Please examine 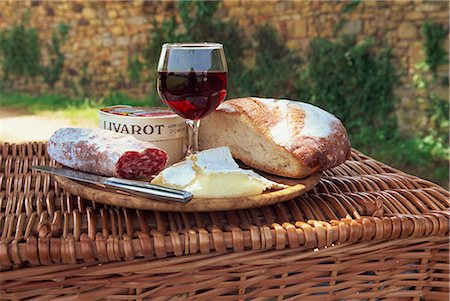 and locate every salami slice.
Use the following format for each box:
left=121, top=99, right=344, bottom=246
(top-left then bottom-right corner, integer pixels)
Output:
left=47, top=128, right=168, bottom=179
